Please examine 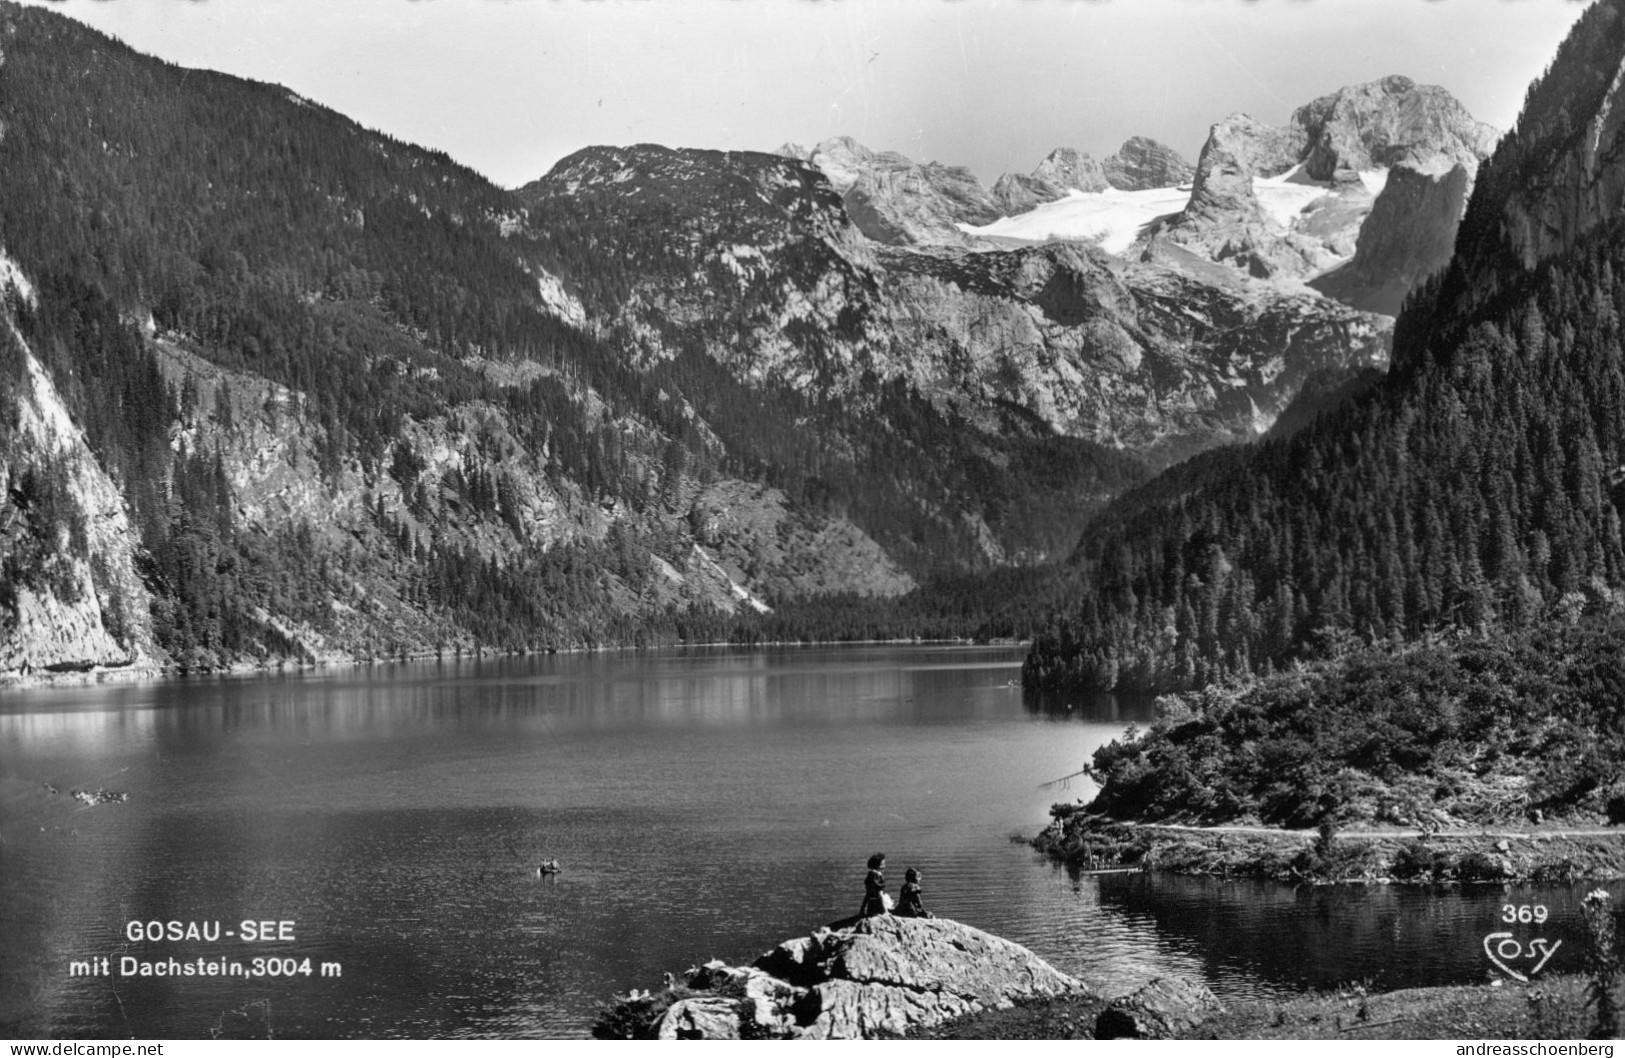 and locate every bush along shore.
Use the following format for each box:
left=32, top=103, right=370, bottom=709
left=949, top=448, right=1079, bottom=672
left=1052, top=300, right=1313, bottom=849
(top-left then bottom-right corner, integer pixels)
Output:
left=1033, top=618, right=1625, bottom=884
